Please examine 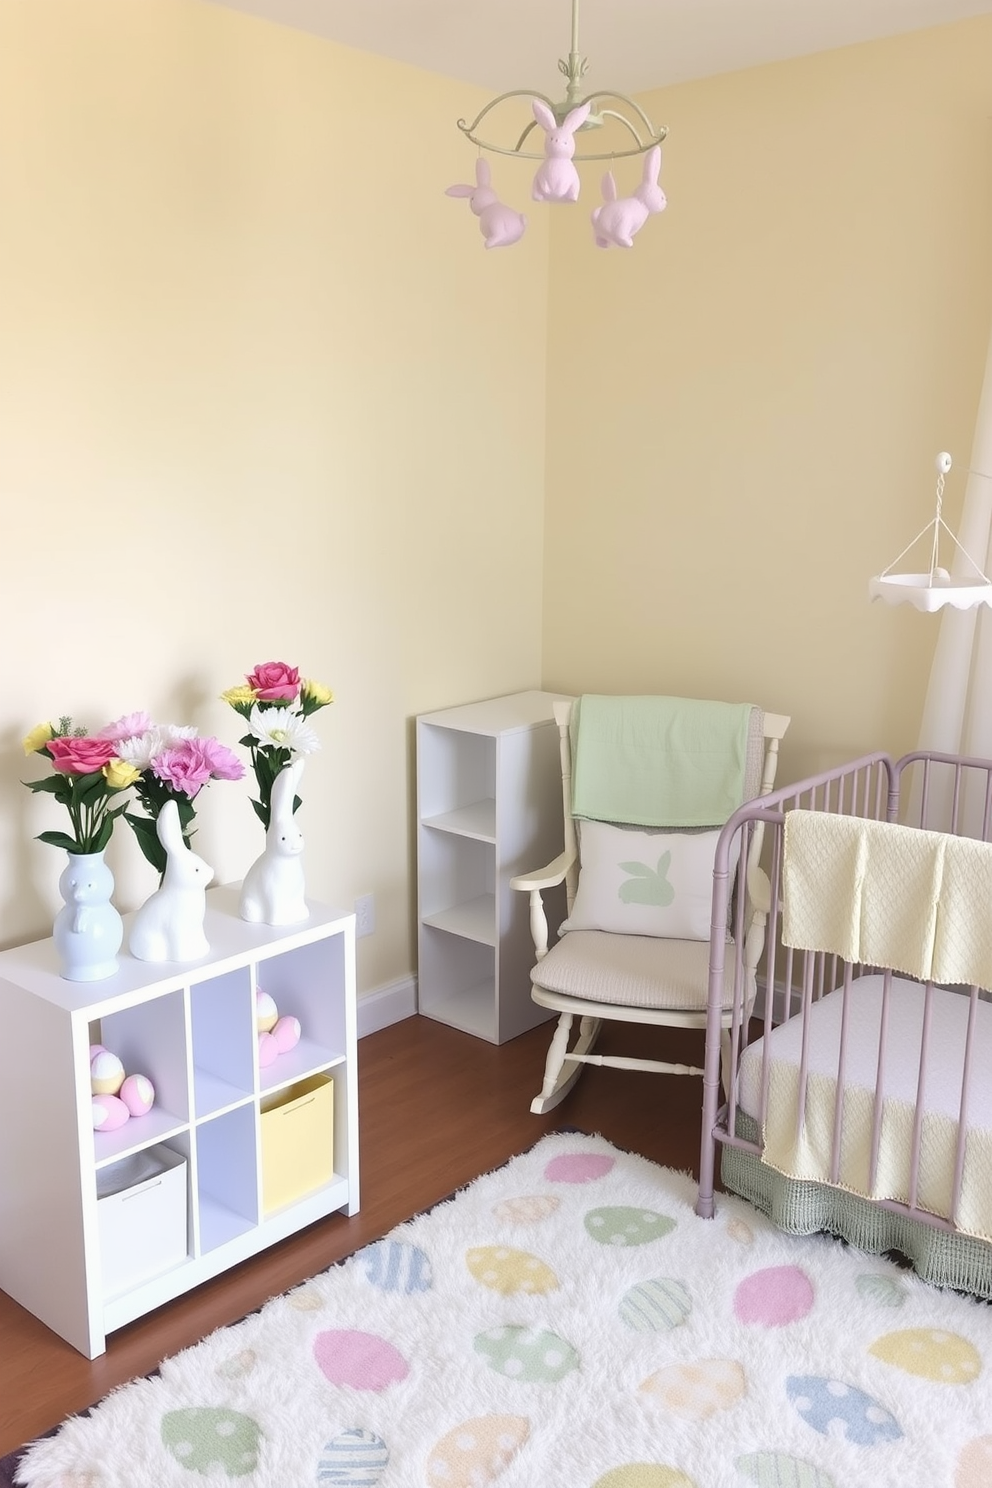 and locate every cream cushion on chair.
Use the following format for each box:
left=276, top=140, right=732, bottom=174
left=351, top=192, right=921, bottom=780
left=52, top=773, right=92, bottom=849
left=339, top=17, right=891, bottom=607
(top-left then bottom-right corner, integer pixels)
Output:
left=531, top=930, right=740, bottom=1010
